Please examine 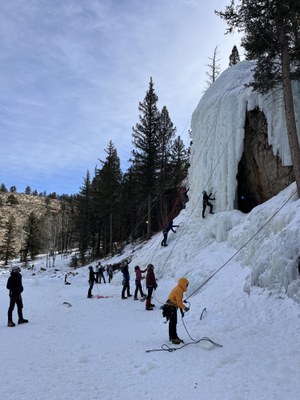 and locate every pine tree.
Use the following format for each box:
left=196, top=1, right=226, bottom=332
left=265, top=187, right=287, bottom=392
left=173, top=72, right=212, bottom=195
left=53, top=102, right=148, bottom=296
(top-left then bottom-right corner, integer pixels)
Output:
left=20, top=212, right=41, bottom=262
left=170, top=135, right=189, bottom=188
left=76, top=171, right=92, bottom=264
left=206, top=46, right=221, bottom=87
left=157, top=105, right=176, bottom=223
left=6, top=194, right=19, bottom=206
left=0, top=183, right=8, bottom=193
left=0, top=215, right=17, bottom=265
left=229, top=45, right=240, bottom=66
left=92, top=141, right=122, bottom=256
left=132, top=77, right=161, bottom=238
left=216, top=0, right=300, bottom=196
